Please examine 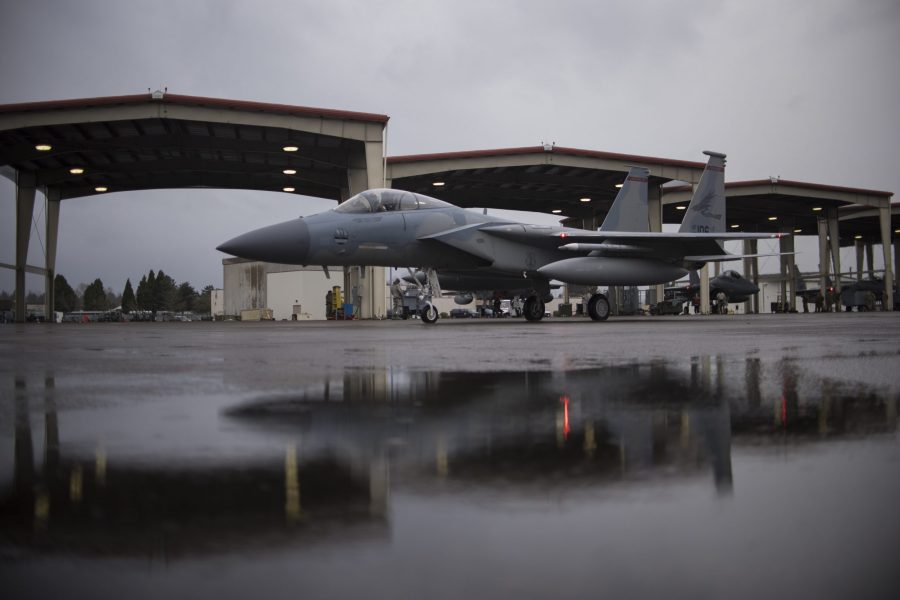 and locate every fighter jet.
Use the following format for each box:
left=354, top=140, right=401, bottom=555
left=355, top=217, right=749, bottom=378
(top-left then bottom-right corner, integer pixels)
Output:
left=218, top=151, right=781, bottom=324
left=668, top=269, right=760, bottom=305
